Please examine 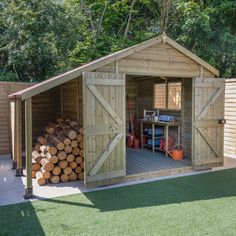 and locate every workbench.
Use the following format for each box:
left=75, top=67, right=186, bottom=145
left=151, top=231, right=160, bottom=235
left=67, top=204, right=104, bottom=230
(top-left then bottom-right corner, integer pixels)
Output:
left=140, top=119, right=181, bottom=157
